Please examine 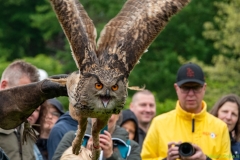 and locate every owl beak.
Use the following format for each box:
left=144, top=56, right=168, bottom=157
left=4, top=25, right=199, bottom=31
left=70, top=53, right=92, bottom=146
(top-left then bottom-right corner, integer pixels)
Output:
left=101, top=97, right=110, bottom=108
left=102, top=101, right=109, bottom=108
